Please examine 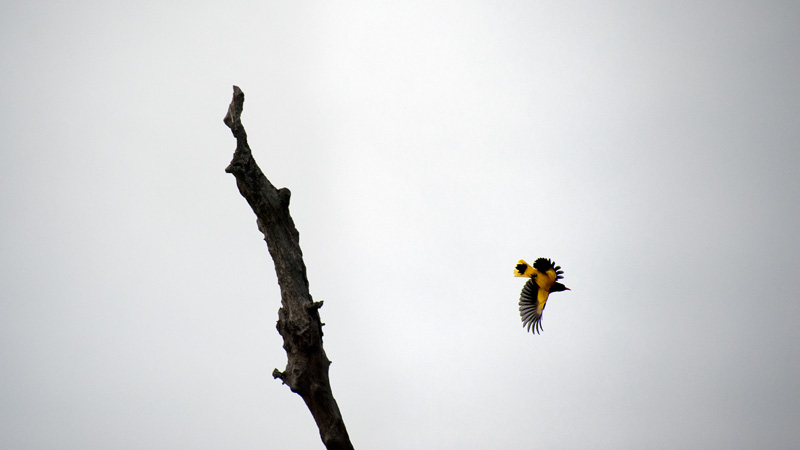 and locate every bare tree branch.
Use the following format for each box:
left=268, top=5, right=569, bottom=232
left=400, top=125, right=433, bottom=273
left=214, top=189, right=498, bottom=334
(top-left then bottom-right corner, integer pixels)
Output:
left=223, top=86, right=354, bottom=450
